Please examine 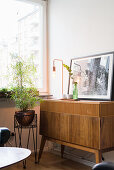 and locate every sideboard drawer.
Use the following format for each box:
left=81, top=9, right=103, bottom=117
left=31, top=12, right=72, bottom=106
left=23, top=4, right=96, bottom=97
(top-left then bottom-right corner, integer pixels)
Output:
left=69, top=114, right=100, bottom=149
left=40, top=111, right=100, bottom=149
left=40, top=111, right=60, bottom=140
